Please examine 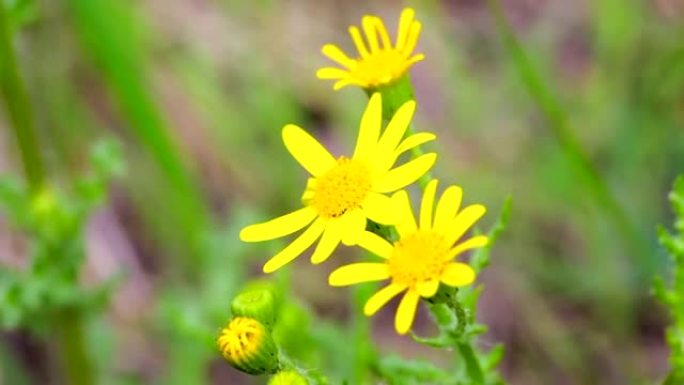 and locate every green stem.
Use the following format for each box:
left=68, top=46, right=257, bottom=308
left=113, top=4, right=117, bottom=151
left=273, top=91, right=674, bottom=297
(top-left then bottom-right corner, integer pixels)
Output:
left=55, top=309, right=95, bottom=385
left=486, top=0, right=652, bottom=278
left=0, top=2, right=44, bottom=192
left=278, top=351, right=329, bottom=385
left=456, top=342, right=485, bottom=384
left=451, top=299, right=485, bottom=384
